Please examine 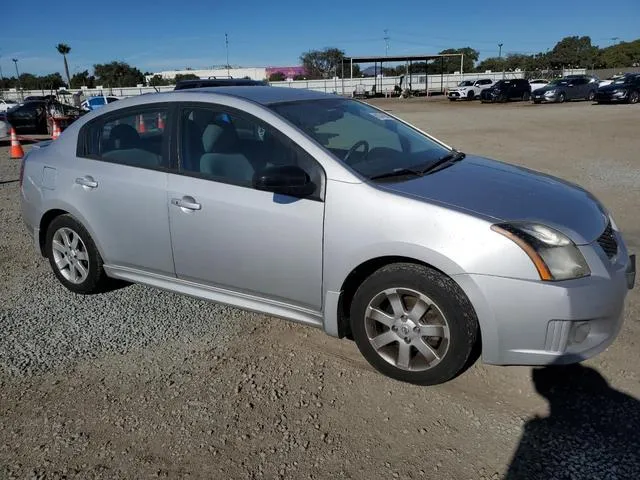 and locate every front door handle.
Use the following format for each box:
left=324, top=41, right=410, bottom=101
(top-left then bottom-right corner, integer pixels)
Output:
left=171, top=196, right=201, bottom=211
left=75, top=176, right=98, bottom=189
